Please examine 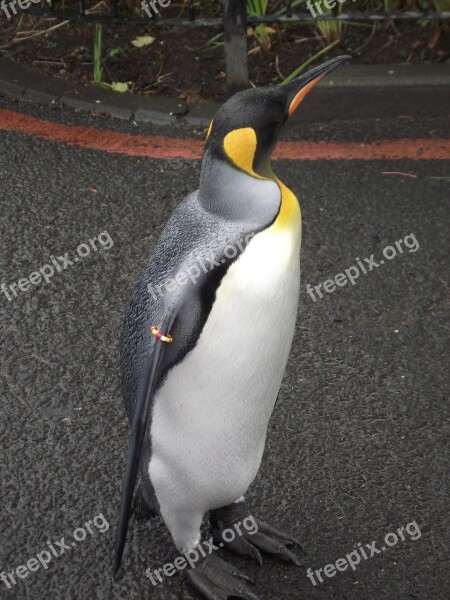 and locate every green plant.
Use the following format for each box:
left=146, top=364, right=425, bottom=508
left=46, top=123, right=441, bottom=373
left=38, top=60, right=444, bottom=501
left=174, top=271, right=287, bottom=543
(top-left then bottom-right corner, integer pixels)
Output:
left=276, top=0, right=342, bottom=46
left=430, top=0, right=449, bottom=8
left=200, top=33, right=224, bottom=51
left=109, top=46, right=126, bottom=58
left=281, top=39, right=340, bottom=84
left=93, top=24, right=103, bottom=86
left=275, top=0, right=307, bottom=14
left=247, top=0, right=269, bottom=18
left=247, top=0, right=273, bottom=50
left=315, top=2, right=343, bottom=45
